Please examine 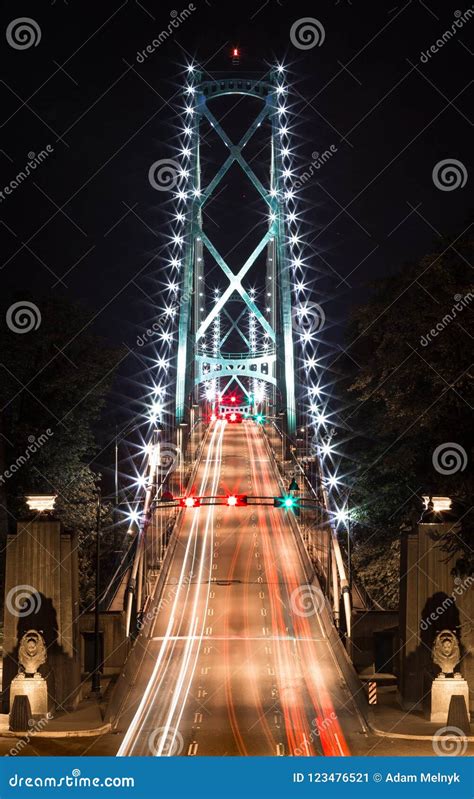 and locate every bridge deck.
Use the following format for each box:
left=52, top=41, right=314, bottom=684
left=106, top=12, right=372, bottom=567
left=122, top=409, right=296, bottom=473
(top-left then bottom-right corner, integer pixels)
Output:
left=116, top=421, right=364, bottom=756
